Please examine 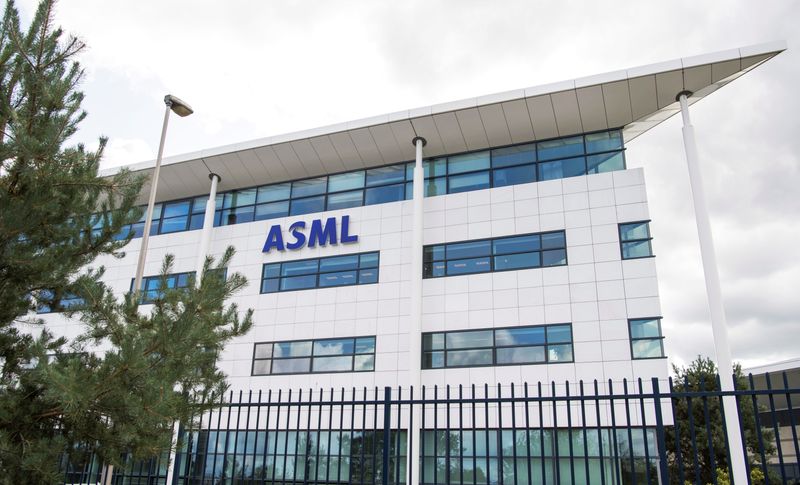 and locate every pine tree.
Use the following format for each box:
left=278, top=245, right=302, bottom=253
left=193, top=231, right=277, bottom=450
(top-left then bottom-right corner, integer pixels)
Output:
left=0, top=1, right=253, bottom=483
left=665, top=356, right=776, bottom=485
